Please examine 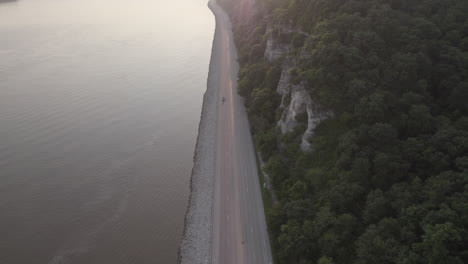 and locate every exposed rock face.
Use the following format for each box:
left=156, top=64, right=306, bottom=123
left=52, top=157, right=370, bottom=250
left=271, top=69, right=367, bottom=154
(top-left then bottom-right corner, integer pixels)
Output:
left=278, top=82, right=310, bottom=133
left=276, top=64, right=292, bottom=115
left=262, top=21, right=331, bottom=151
left=276, top=57, right=294, bottom=101
left=276, top=58, right=331, bottom=151
left=301, top=99, right=331, bottom=151
left=264, top=35, right=290, bottom=61
left=264, top=25, right=291, bottom=61
left=263, top=22, right=309, bottom=61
